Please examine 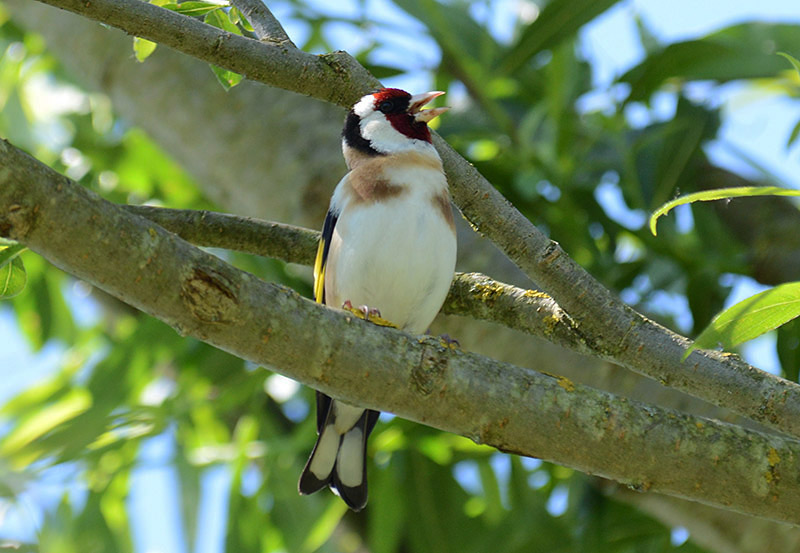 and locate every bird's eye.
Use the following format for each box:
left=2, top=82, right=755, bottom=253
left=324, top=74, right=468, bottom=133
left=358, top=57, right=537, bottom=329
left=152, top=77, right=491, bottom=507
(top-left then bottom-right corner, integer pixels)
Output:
left=378, top=100, right=395, bottom=114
